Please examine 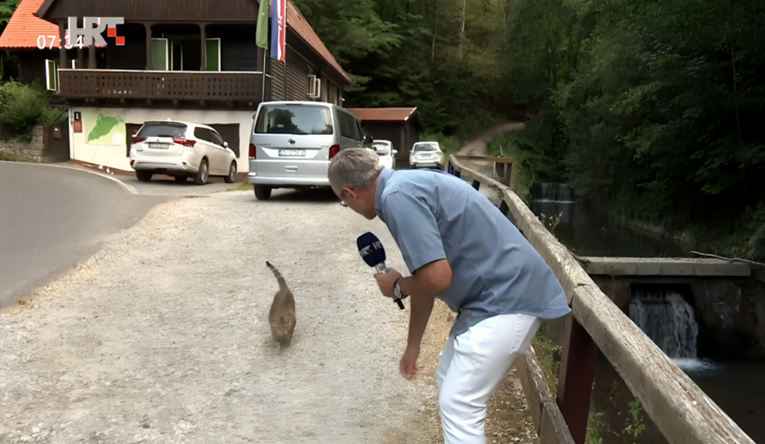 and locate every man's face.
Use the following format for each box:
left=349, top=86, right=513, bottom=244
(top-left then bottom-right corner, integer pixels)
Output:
left=341, top=186, right=377, bottom=220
